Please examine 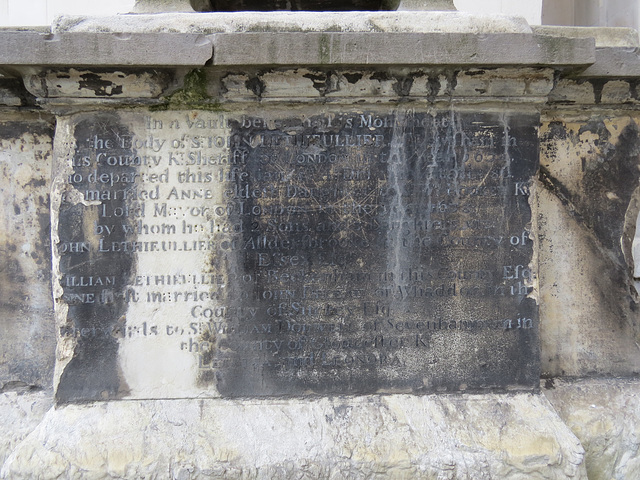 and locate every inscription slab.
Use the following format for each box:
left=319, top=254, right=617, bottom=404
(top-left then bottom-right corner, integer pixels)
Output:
left=53, top=108, right=538, bottom=402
